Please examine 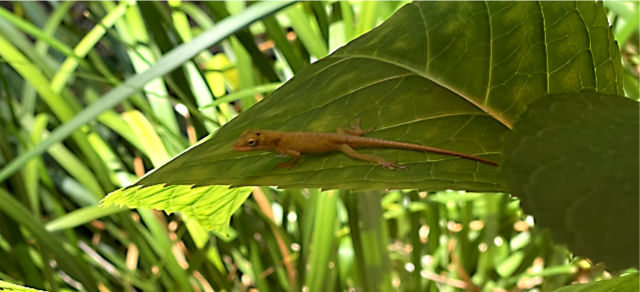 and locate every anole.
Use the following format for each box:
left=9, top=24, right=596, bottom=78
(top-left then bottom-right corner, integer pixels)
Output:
left=232, top=119, right=498, bottom=169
